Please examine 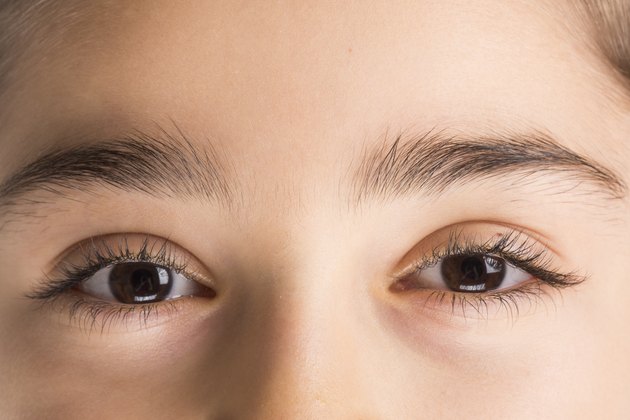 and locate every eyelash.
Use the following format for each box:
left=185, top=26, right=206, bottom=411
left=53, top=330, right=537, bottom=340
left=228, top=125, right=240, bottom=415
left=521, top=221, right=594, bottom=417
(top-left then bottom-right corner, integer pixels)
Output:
left=28, top=229, right=585, bottom=332
left=393, top=229, right=585, bottom=319
left=27, top=236, right=200, bottom=333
